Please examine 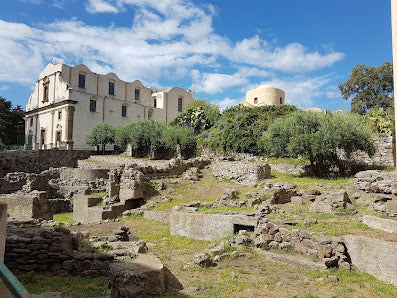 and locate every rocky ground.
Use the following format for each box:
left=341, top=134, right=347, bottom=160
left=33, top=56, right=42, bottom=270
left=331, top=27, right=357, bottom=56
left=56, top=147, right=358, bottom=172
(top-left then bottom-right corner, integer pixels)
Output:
left=21, top=156, right=396, bottom=298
